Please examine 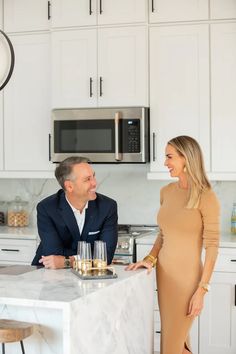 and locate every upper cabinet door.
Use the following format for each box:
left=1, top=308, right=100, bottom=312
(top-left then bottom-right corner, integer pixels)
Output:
left=4, top=33, right=52, bottom=171
left=98, top=0, right=147, bottom=25
left=149, top=25, right=210, bottom=174
left=98, top=26, right=148, bottom=107
left=210, top=0, right=236, bottom=19
left=211, top=23, right=236, bottom=173
left=4, top=0, right=50, bottom=32
left=51, top=29, right=97, bottom=108
left=51, top=0, right=97, bottom=28
left=149, top=0, right=208, bottom=23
